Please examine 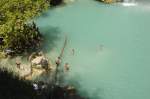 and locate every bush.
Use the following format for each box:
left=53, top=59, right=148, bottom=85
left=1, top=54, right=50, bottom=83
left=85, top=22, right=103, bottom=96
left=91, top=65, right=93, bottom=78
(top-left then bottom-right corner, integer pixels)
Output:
left=2, top=22, right=43, bottom=54
left=0, top=0, right=49, bottom=55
